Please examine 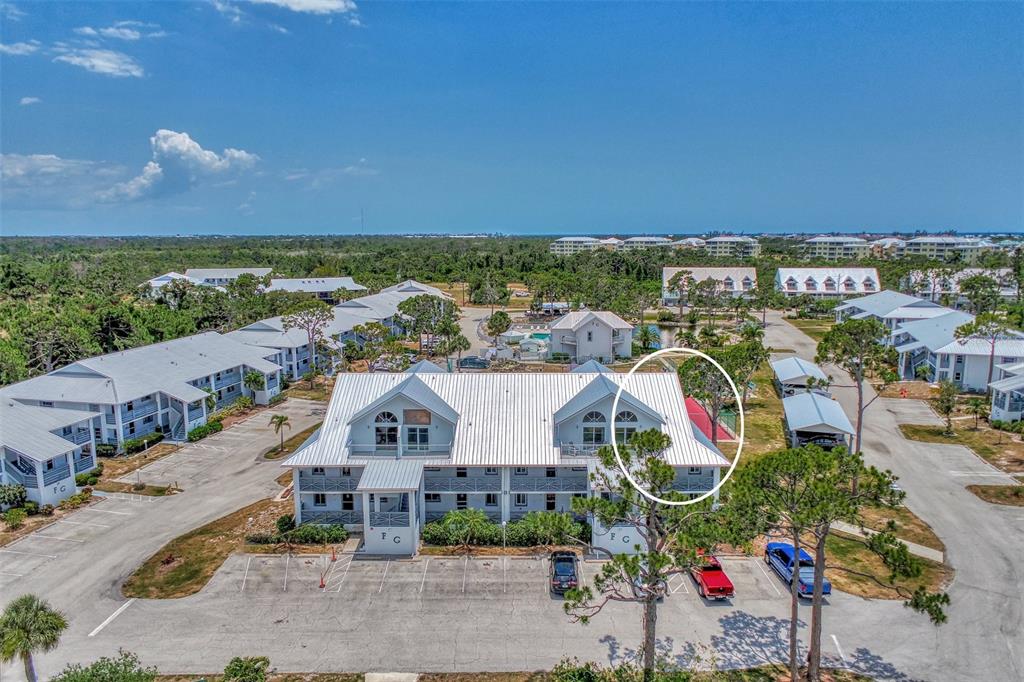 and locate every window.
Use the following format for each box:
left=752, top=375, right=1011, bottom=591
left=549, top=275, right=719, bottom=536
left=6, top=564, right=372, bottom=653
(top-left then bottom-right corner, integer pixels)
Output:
left=571, top=466, right=587, bottom=472
left=341, top=494, right=354, bottom=511
left=546, top=494, right=557, bottom=511
left=406, top=427, right=429, bottom=450
left=45, top=459, right=55, bottom=471
left=374, top=411, right=398, bottom=448
left=615, top=410, right=638, bottom=444
left=456, top=467, right=467, bottom=478
left=313, top=493, right=326, bottom=507
left=341, top=467, right=351, bottom=477
left=804, top=277, right=817, bottom=291
left=425, top=493, right=441, bottom=503
left=583, top=411, right=606, bottom=445
left=688, top=467, right=702, bottom=475
left=484, top=467, right=499, bottom=476
left=586, top=331, right=593, bottom=342
left=514, top=467, right=528, bottom=476
left=456, top=494, right=468, bottom=509
left=312, top=467, right=325, bottom=476
left=485, top=493, right=498, bottom=507
left=514, top=493, right=527, bottom=507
